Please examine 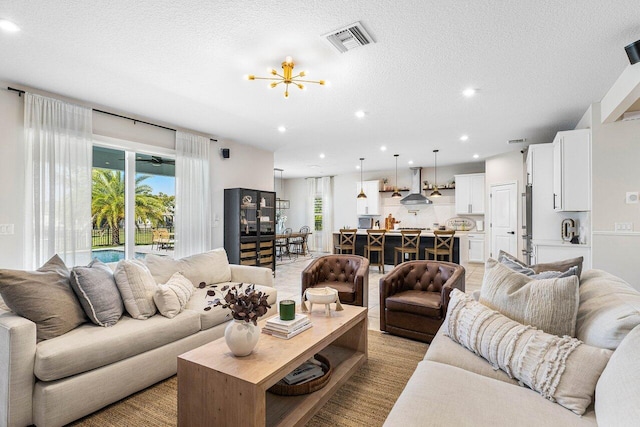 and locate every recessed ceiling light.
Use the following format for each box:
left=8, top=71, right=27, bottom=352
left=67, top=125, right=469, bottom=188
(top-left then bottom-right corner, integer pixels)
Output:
left=356, top=165, right=361, bottom=169
left=0, top=19, right=20, bottom=33
left=460, top=135, right=469, bottom=141
left=380, top=146, right=387, bottom=151
left=277, top=126, right=286, bottom=132
left=462, top=88, right=476, bottom=97
left=355, top=110, right=366, bottom=118
left=408, top=160, right=414, bottom=165
left=319, top=153, right=325, bottom=159
left=473, top=154, right=479, bottom=159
